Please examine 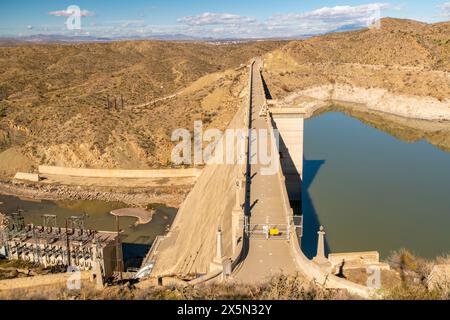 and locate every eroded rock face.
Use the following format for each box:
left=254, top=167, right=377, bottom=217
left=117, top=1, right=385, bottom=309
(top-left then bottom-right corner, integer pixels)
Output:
left=281, top=84, right=450, bottom=121
left=272, top=87, right=450, bottom=152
